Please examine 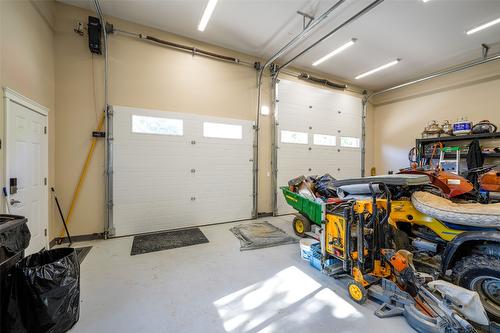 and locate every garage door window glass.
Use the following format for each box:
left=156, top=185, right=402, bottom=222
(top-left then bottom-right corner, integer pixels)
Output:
left=203, top=122, right=242, bottom=139
left=132, top=115, right=183, bottom=136
left=340, top=136, right=360, bottom=148
left=313, top=134, right=336, bottom=146
left=281, top=130, right=308, bottom=144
